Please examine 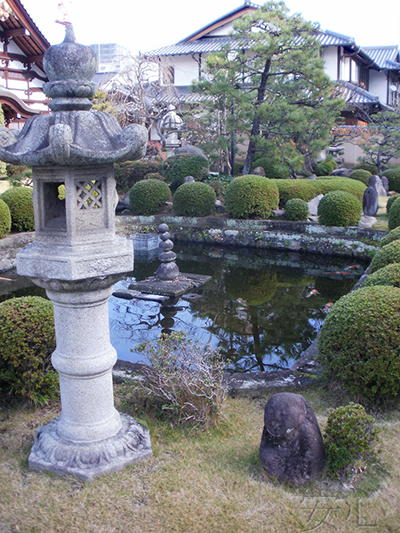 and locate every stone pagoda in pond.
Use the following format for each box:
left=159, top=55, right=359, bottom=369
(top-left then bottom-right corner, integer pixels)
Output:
left=0, top=24, right=152, bottom=479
